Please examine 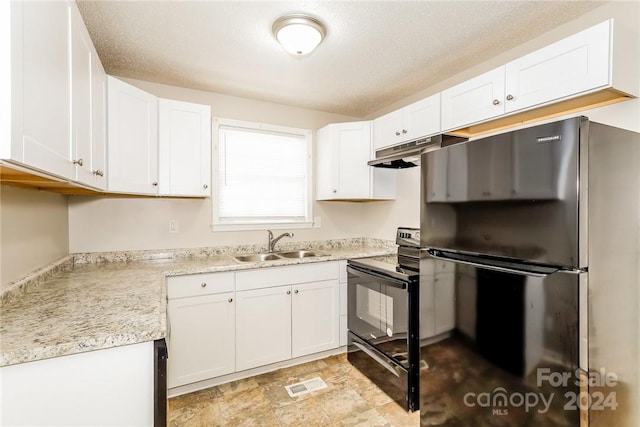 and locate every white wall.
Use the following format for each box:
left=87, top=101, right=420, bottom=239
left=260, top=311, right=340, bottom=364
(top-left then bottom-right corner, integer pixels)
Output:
left=362, top=0, right=640, bottom=240
left=0, top=186, right=69, bottom=288
left=68, top=81, right=372, bottom=252
left=68, top=1, right=639, bottom=251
